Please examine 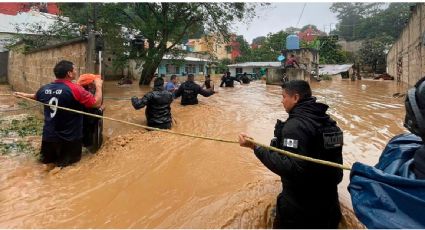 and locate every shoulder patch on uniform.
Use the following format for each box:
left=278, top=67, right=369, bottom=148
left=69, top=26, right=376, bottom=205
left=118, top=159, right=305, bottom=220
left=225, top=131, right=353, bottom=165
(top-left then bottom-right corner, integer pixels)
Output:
left=283, top=138, right=298, bottom=149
